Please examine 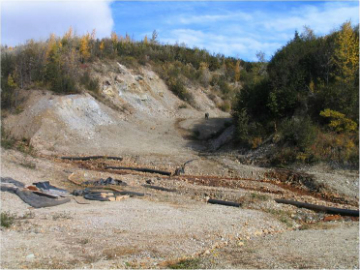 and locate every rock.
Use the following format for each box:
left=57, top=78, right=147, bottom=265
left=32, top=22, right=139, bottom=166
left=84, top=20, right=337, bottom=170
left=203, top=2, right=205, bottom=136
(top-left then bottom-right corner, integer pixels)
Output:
left=237, top=241, right=245, bottom=246
left=253, top=230, right=263, bottom=236
left=26, top=254, right=35, bottom=261
left=114, top=75, right=123, bottom=83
